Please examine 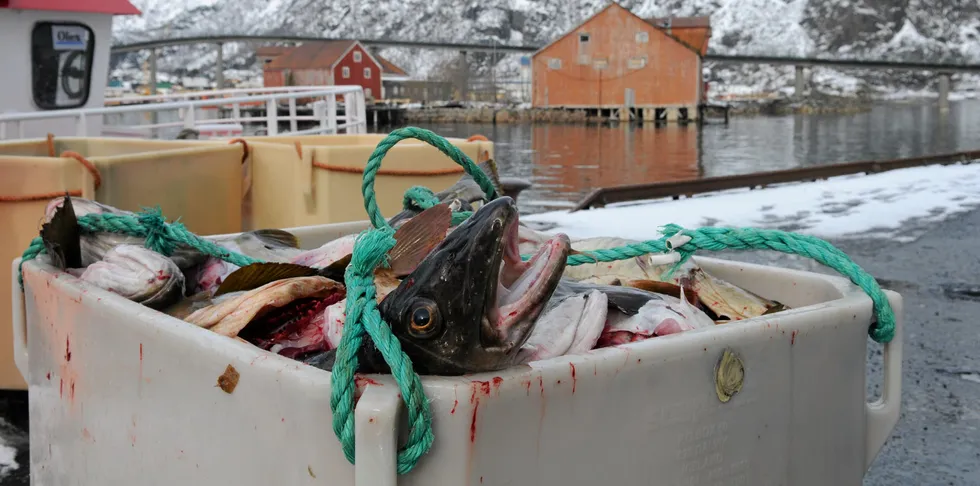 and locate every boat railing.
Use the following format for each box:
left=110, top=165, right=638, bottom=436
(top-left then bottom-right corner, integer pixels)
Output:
left=0, top=85, right=368, bottom=140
